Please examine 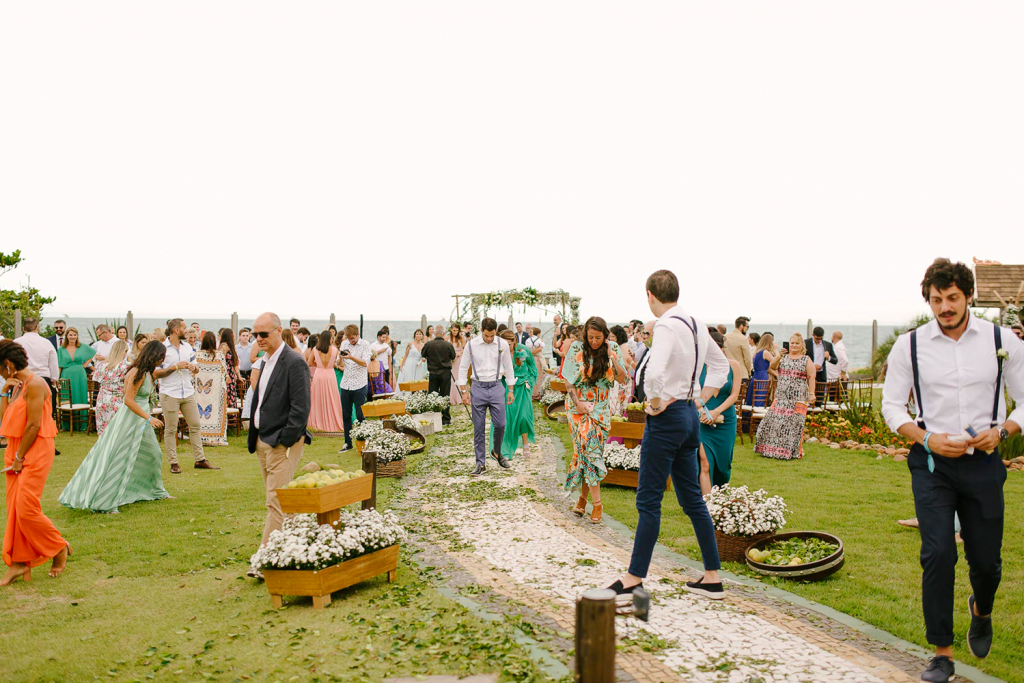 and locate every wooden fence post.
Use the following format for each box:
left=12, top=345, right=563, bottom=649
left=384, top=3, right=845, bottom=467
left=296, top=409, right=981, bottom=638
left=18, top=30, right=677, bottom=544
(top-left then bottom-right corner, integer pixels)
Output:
left=330, top=313, right=336, bottom=328
left=13, top=309, right=22, bottom=339
left=126, top=311, right=134, bottom=336
left=806, top=319, right=812, bottom=338
left=361, top=449, right=377, bottom=511
left=231, top=312, right=239, bottom=339
left=575, top=588, right=616, bottom=683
